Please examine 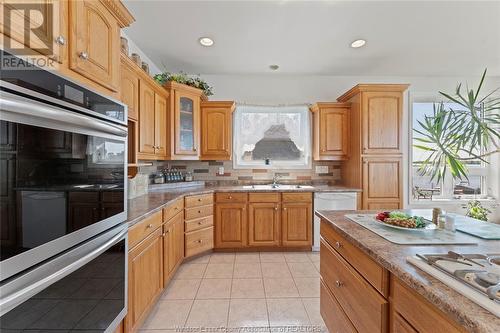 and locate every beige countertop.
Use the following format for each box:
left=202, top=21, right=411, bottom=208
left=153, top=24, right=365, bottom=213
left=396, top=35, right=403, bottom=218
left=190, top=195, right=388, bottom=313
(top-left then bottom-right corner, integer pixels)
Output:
left=127, top=184, right=360, bottom=227
left=316, top=210, right=500, bottom=333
